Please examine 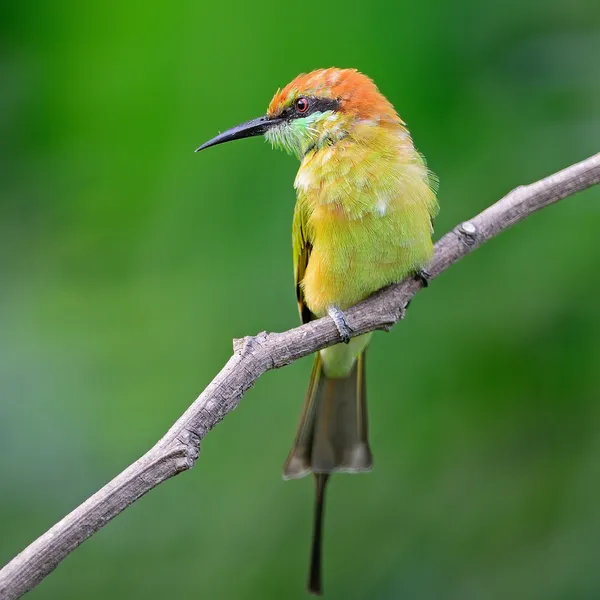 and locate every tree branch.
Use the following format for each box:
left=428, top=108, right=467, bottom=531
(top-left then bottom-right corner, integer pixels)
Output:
left=1, top=152, right=599, bottom=600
